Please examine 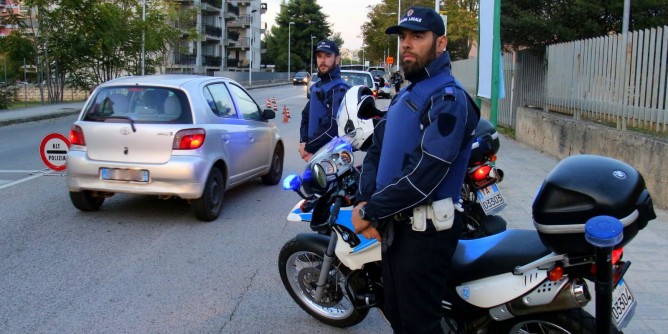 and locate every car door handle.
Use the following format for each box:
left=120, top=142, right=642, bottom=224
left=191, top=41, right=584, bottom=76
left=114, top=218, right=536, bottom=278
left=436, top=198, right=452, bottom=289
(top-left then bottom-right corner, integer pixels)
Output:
left=222, top=134, right=231, bottom=144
